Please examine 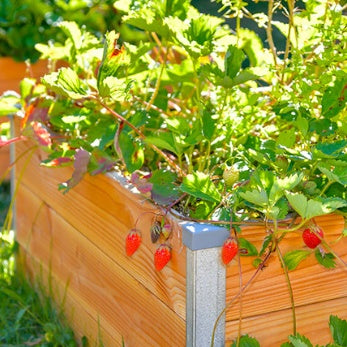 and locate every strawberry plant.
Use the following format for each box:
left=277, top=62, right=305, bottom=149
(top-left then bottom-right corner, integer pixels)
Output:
left=0, top=0, right=346, bottom=344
